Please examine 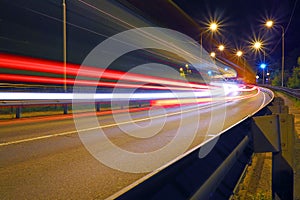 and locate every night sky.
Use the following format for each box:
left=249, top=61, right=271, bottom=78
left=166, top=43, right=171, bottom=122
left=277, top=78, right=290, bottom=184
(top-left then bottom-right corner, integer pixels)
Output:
left=0, top=0, right=299, bottom=76
left=174, top=0, right=300, bottom=71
